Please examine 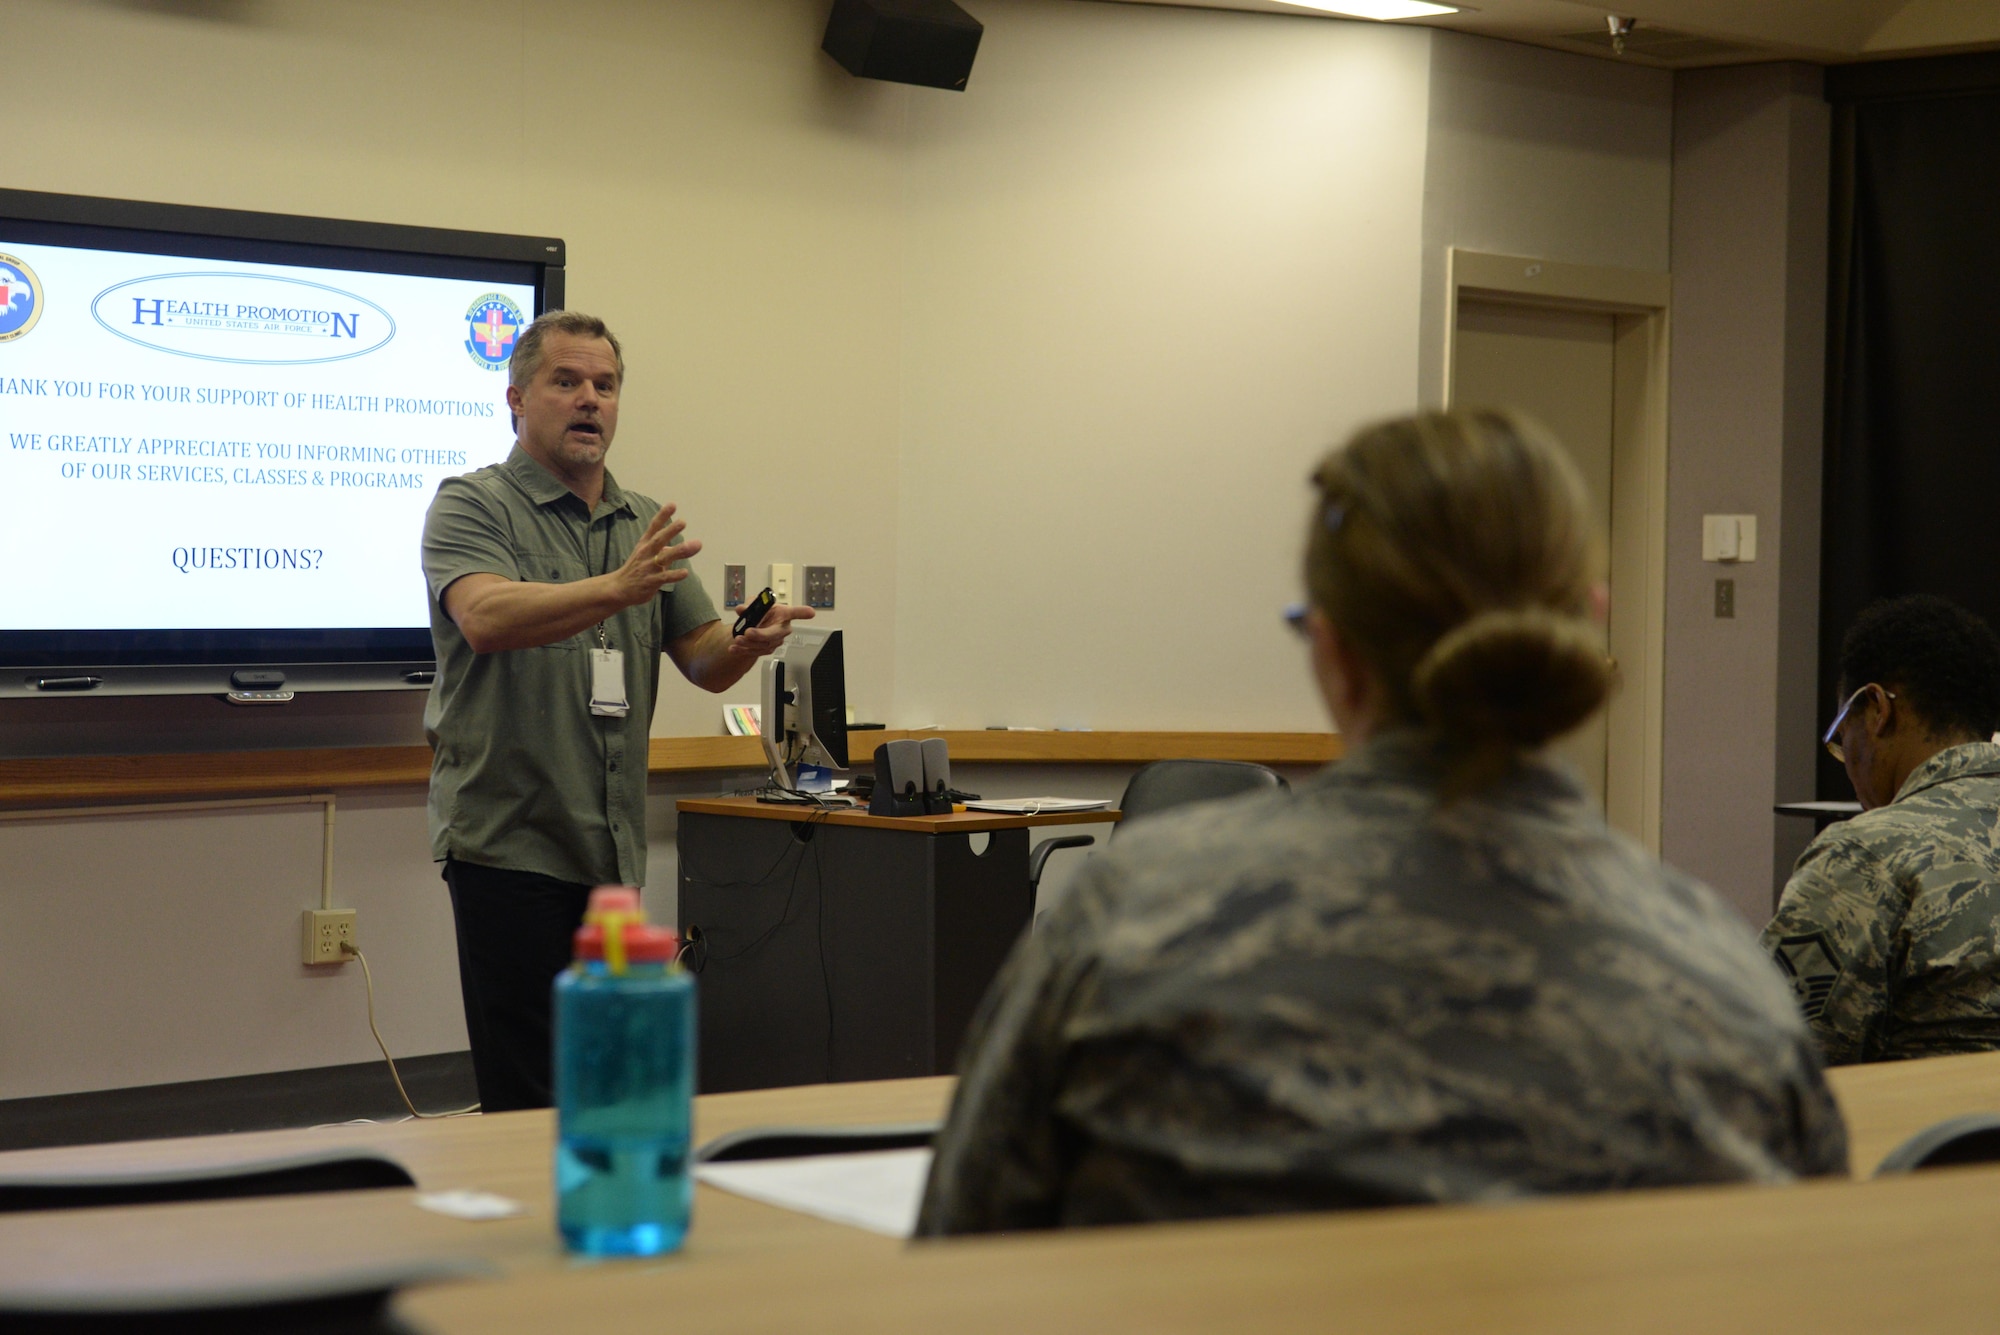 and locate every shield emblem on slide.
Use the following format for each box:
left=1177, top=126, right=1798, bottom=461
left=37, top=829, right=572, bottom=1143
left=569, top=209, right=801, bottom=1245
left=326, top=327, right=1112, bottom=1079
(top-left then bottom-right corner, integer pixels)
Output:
left=0, top=253, right=44, bottom=343
left=465, top=294, right=525, bottom=371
